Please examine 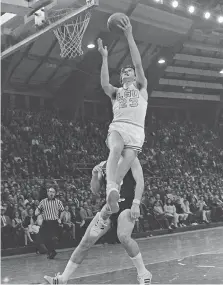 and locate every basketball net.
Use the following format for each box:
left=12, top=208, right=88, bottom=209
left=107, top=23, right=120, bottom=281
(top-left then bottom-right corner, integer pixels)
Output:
left=48, top=8, right=91, bottom=58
